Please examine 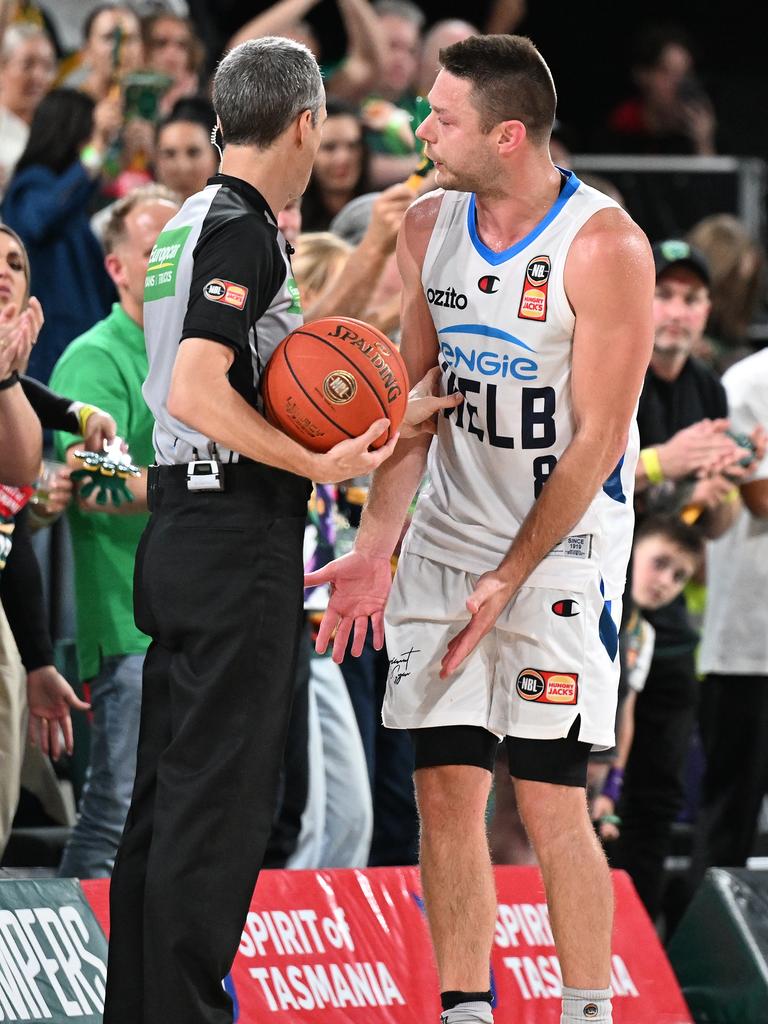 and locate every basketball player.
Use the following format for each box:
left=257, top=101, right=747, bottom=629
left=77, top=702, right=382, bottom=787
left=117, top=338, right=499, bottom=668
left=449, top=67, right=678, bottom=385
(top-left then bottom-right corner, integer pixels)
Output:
left=306, top=35, right=655, bottom=1024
